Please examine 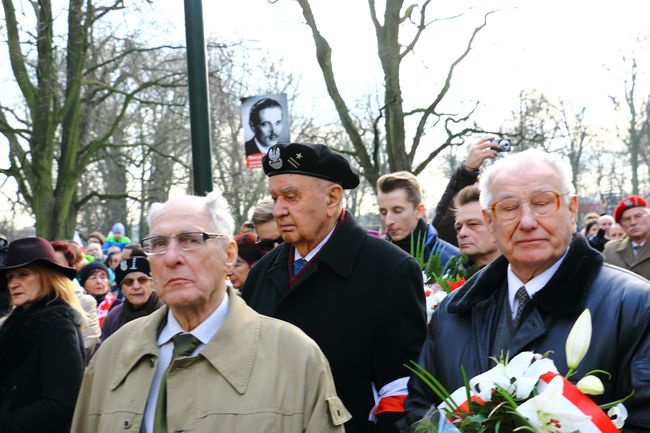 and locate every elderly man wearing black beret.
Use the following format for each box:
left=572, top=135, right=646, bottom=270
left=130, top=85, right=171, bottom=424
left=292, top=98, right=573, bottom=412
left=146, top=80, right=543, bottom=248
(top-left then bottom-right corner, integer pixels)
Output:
left=242, top=143, right=427, bottom=433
